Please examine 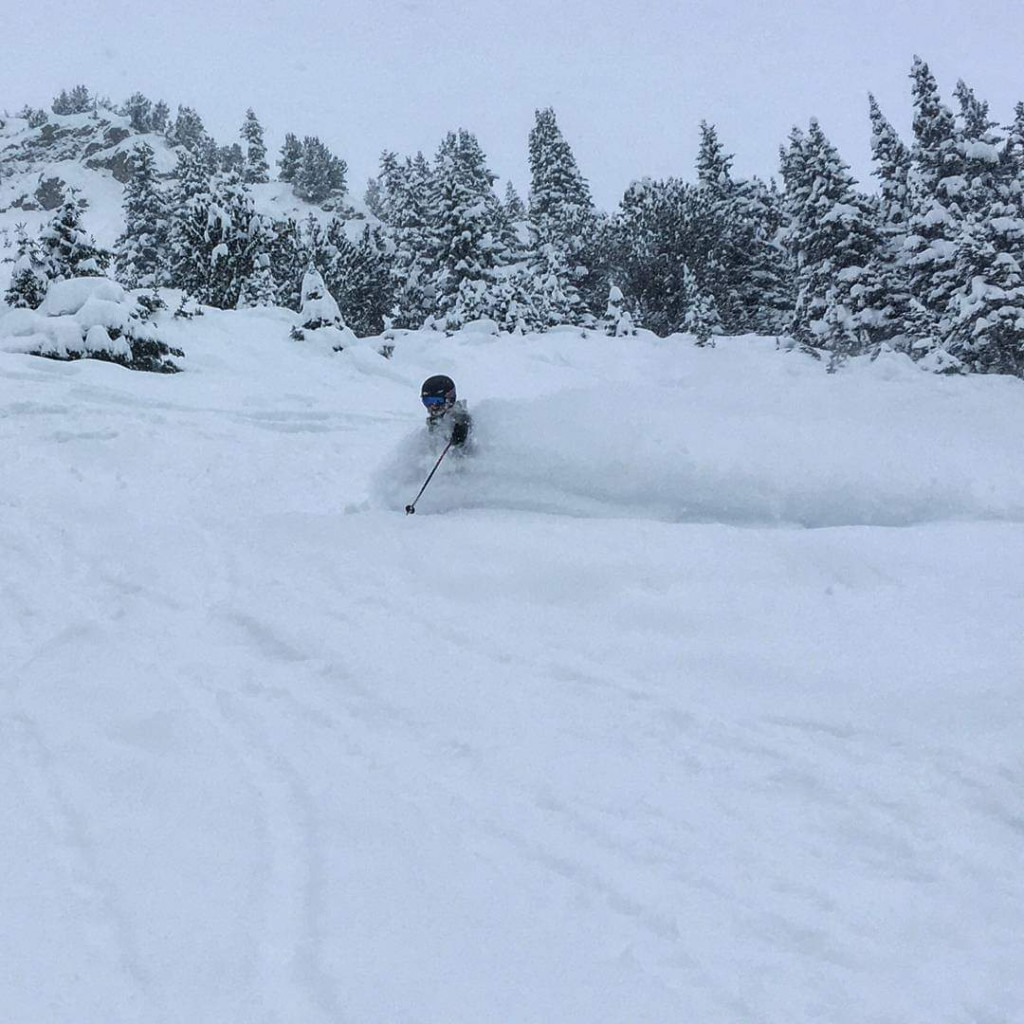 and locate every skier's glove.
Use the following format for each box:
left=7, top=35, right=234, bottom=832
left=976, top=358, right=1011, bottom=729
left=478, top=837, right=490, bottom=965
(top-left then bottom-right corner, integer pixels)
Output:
left=451, top=421, right=469, bottom=446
